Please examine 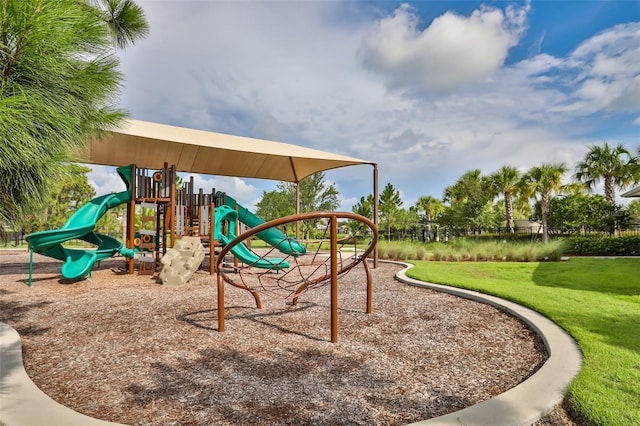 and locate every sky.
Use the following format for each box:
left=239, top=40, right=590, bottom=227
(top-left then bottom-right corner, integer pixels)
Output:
left=88, top=0, right=640, bottom=211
